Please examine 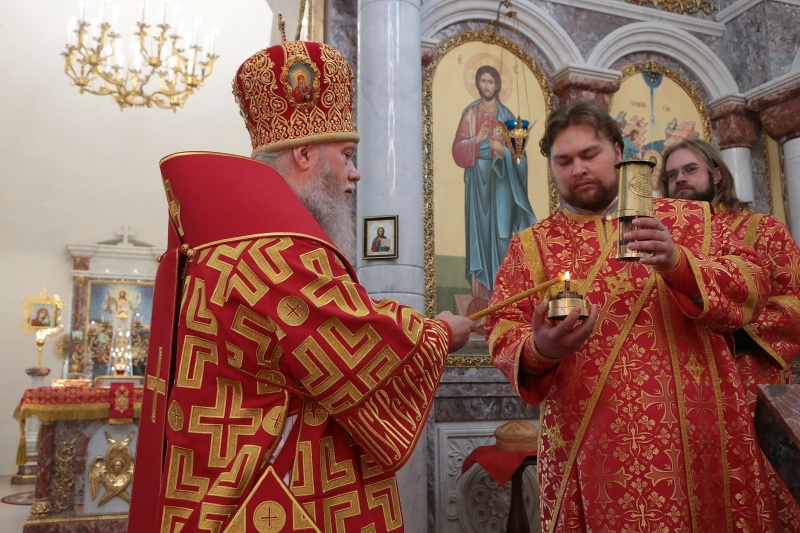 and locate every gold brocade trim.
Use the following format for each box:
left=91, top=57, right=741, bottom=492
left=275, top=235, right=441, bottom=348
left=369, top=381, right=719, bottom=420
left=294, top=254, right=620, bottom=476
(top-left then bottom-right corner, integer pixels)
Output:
left=192, top=232, right=341, bottom=262
left=767, top=294, right=800, bottom=316
left=582, top=223, right=618, bottom=292
left=699, top=320, right=734, bottom=531
left=701, top=202, right=712, bottom=254
left=561, top=210, right=603, bottom=222
left=727, top=210, right=748, bottom=236
left=159, top=151, right=256, bottom=165
left=656, top=277, right=699, bottom=531
left=548, top=274, right=656, bottom=533
left=683, top=251, right=710, bottom=320
left=25, top=513, right=129, bottom=524
left=14, top=403, right=142, bottom=424
left=724, top=255, right=759, bottom=325
left=488, top=320, right=525, bottom=385
left=742, top=324, right=788, bottom=369
left=519, top=227, right=547, bottom=288
left=251, top=131, right=360, bottom=157
left=743, top=213, right=765, bottom=249
left=742, top=293, right=800, bottom=369
left=445, top=353, right=494, bottom=367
